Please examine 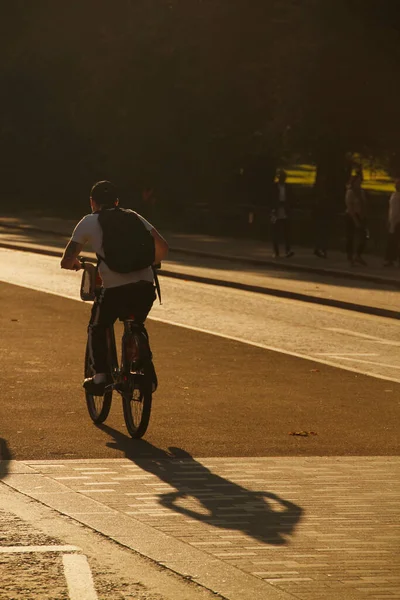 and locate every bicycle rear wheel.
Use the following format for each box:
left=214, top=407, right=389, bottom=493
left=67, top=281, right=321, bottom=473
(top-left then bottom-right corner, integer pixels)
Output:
left=122, top=367, right=152, bottom=438
left=84, top=345, right=112, bottom=424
